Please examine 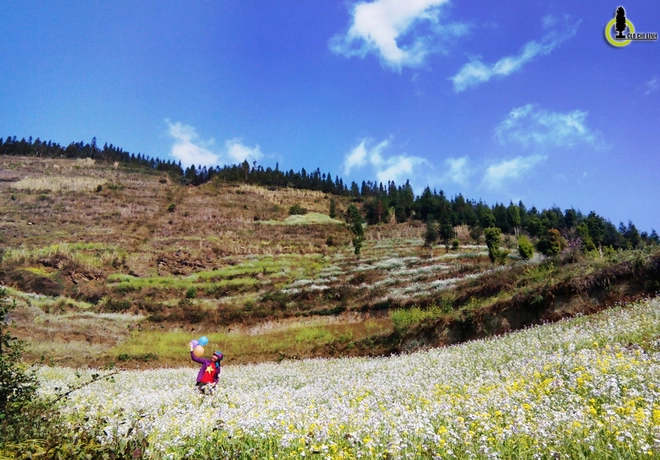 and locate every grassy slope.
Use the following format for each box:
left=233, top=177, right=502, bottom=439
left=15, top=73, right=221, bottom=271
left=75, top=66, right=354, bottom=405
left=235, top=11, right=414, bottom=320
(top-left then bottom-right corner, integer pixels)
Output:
left=1, top=156, right=659, bottom=368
